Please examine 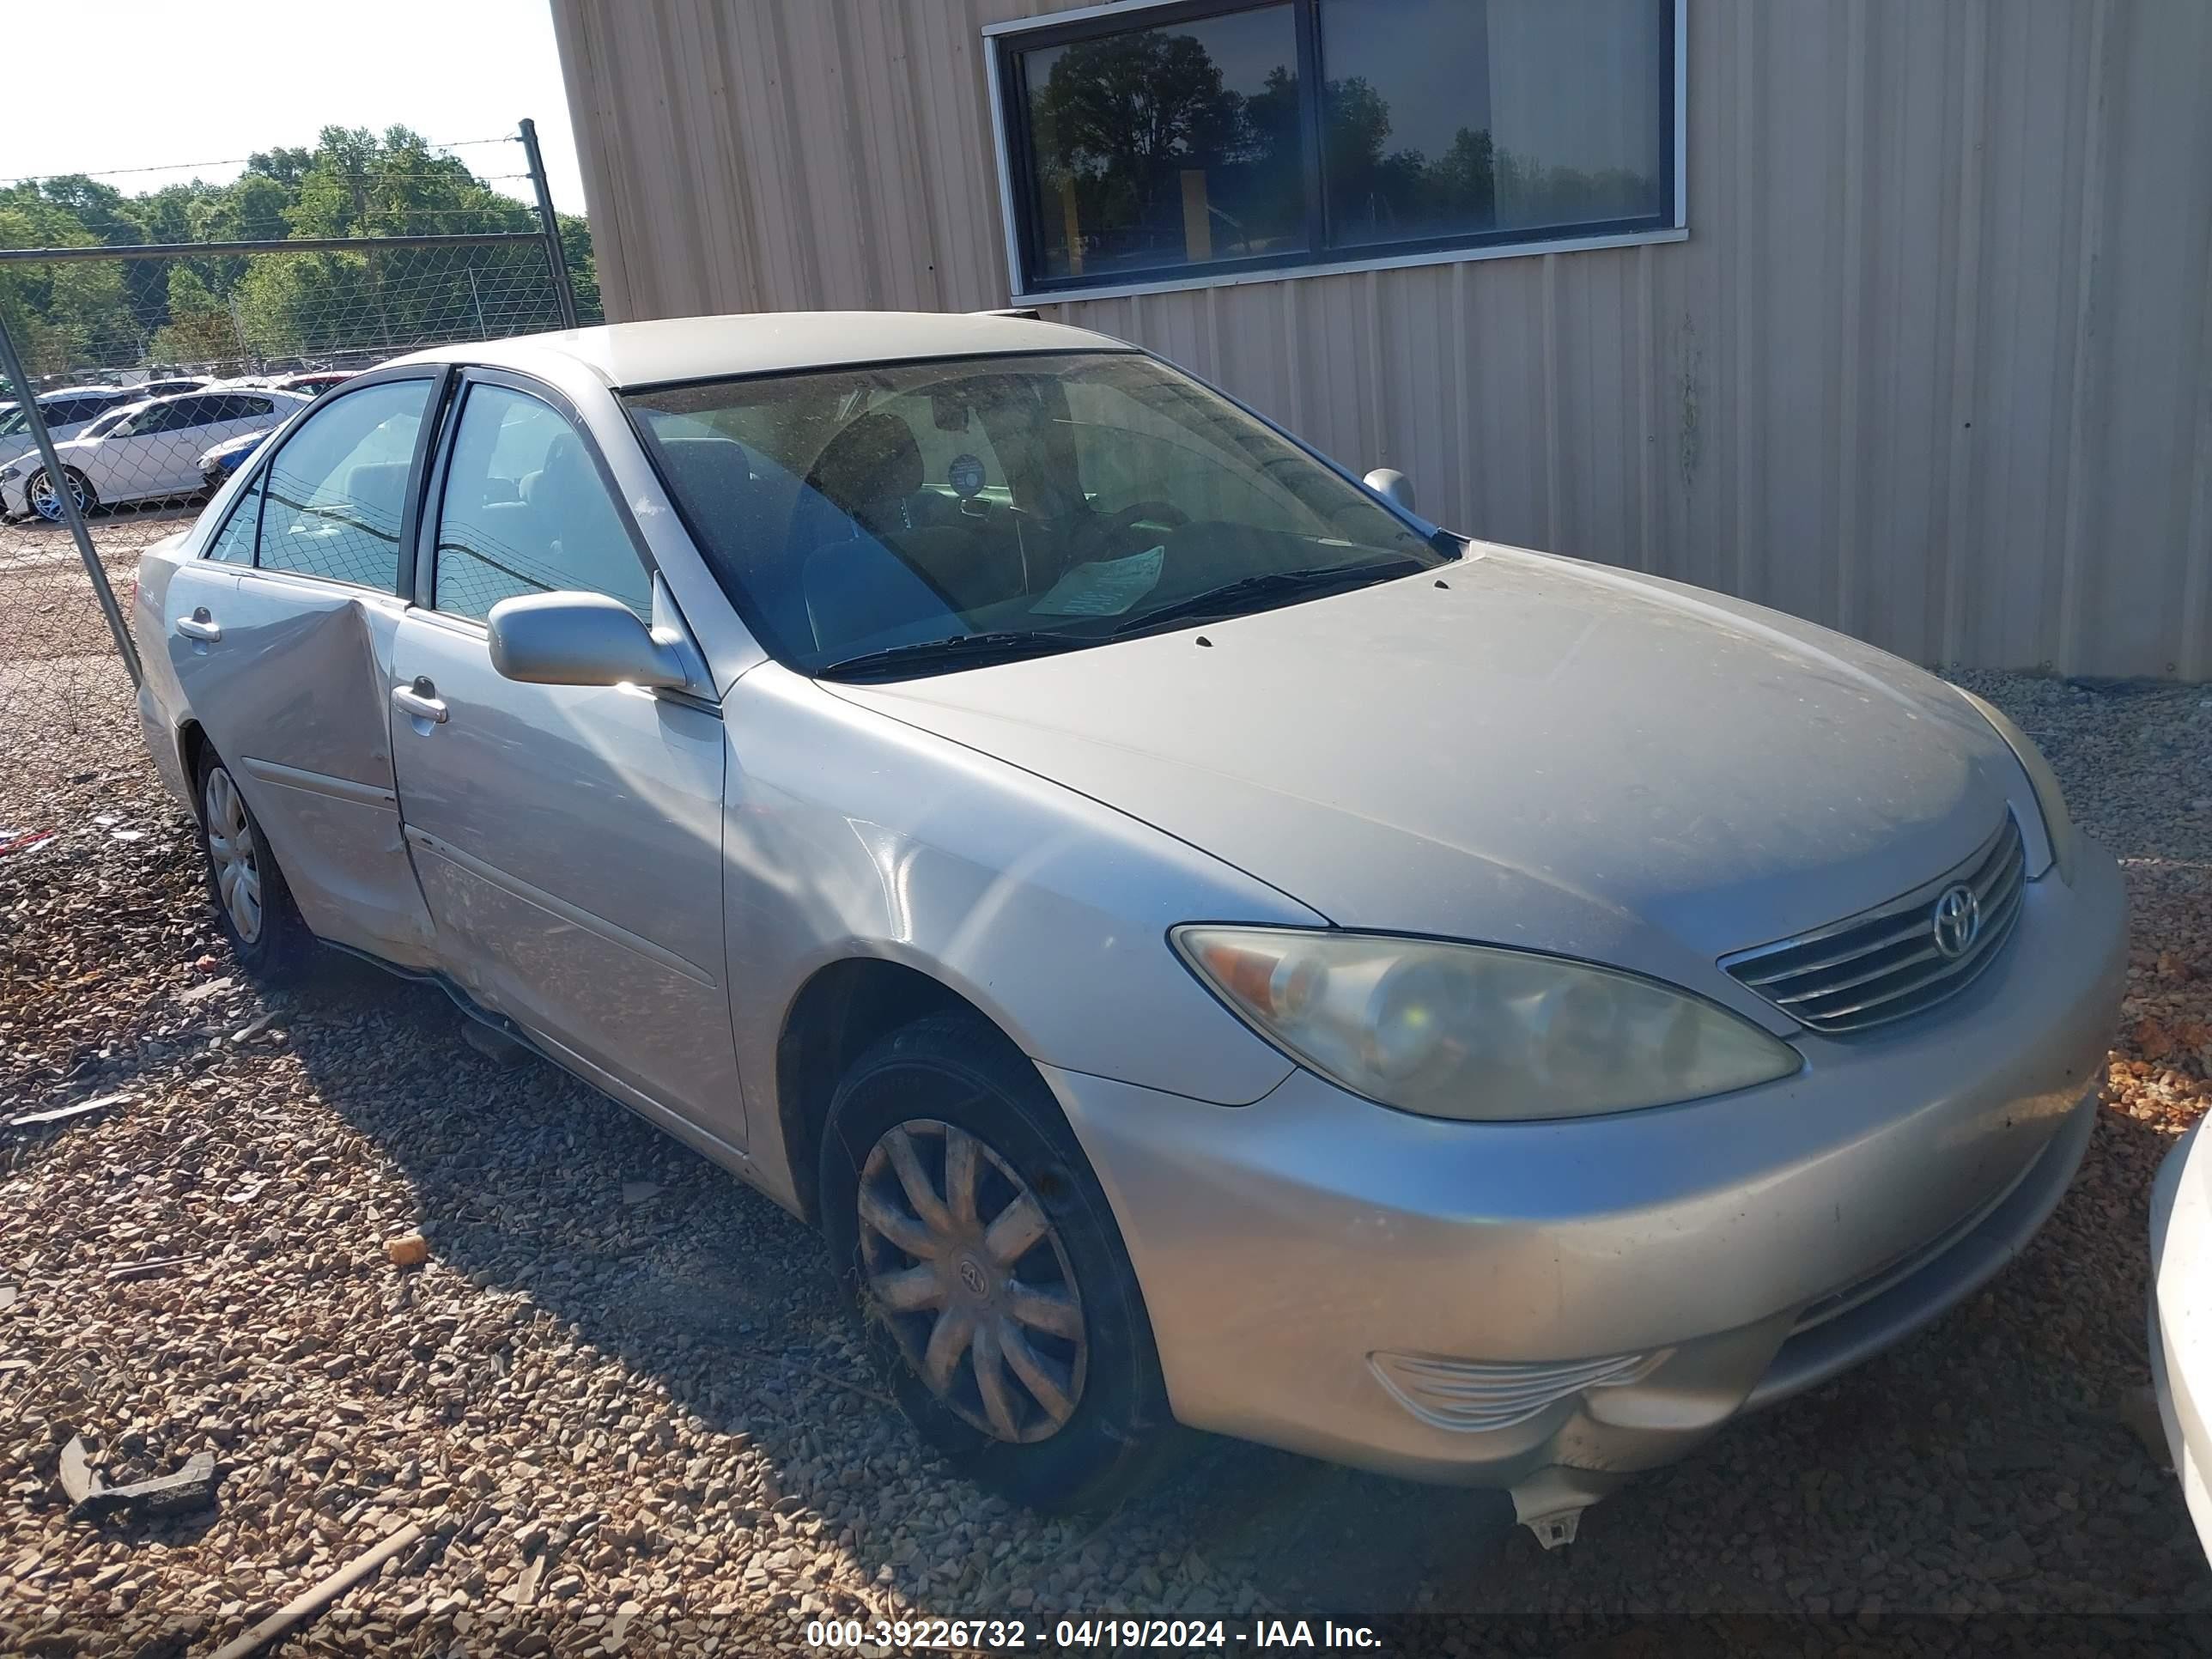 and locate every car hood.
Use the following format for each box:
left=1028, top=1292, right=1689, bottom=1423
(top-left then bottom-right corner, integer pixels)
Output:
left=823, top=545, right=2029, bottom=1018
